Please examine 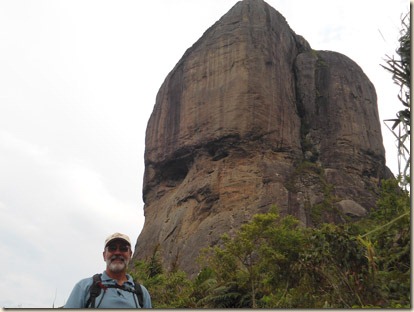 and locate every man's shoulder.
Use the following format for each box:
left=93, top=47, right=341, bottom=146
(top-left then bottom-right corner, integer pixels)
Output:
left=73, top=274, right=96, bottom=289
left=63, top=274, right=96, bottom=308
